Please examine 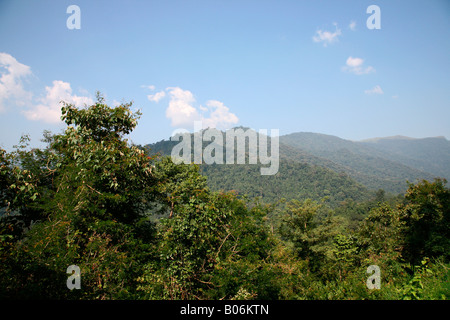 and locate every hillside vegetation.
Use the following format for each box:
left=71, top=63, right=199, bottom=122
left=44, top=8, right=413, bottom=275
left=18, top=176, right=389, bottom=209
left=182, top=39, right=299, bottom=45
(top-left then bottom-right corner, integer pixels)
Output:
left=1, top=98, right=448, bottom=300
left=146, top=132, right=371, bottom=207
left=280, top=132, right=442, bottom=194
left=147, top=129, right=448, bottom=201
left=359, top=135, right=450, bottom=180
